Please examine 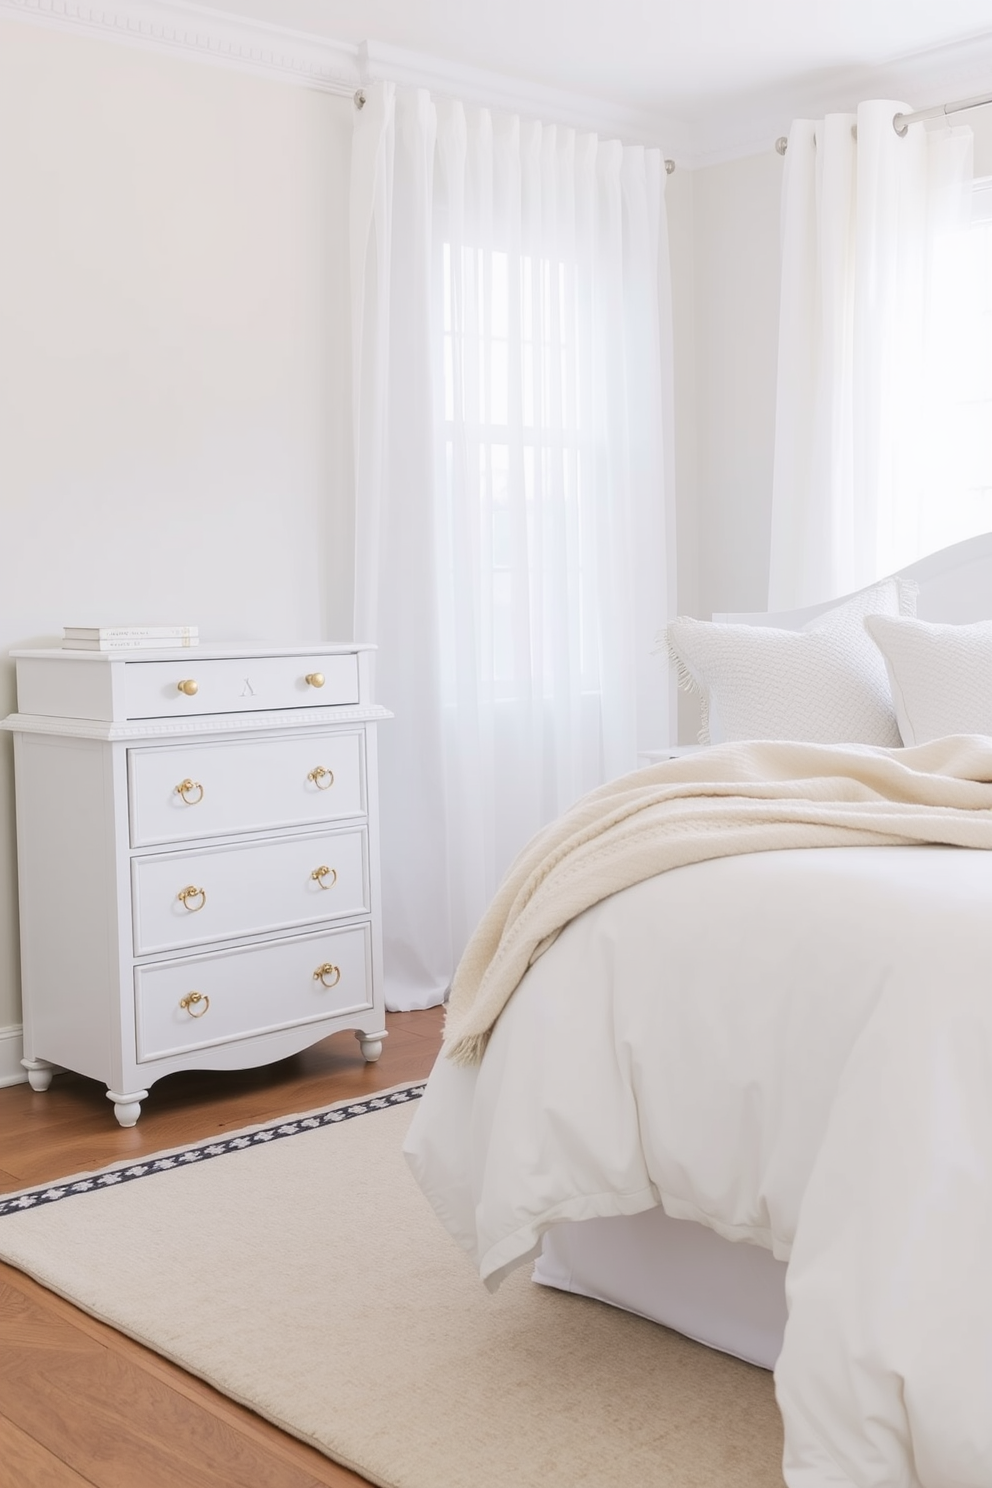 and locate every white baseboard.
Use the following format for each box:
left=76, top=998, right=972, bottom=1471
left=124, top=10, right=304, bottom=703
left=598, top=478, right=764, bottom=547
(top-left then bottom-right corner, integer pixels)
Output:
left=0, top=1025, right=26, bottom=1087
